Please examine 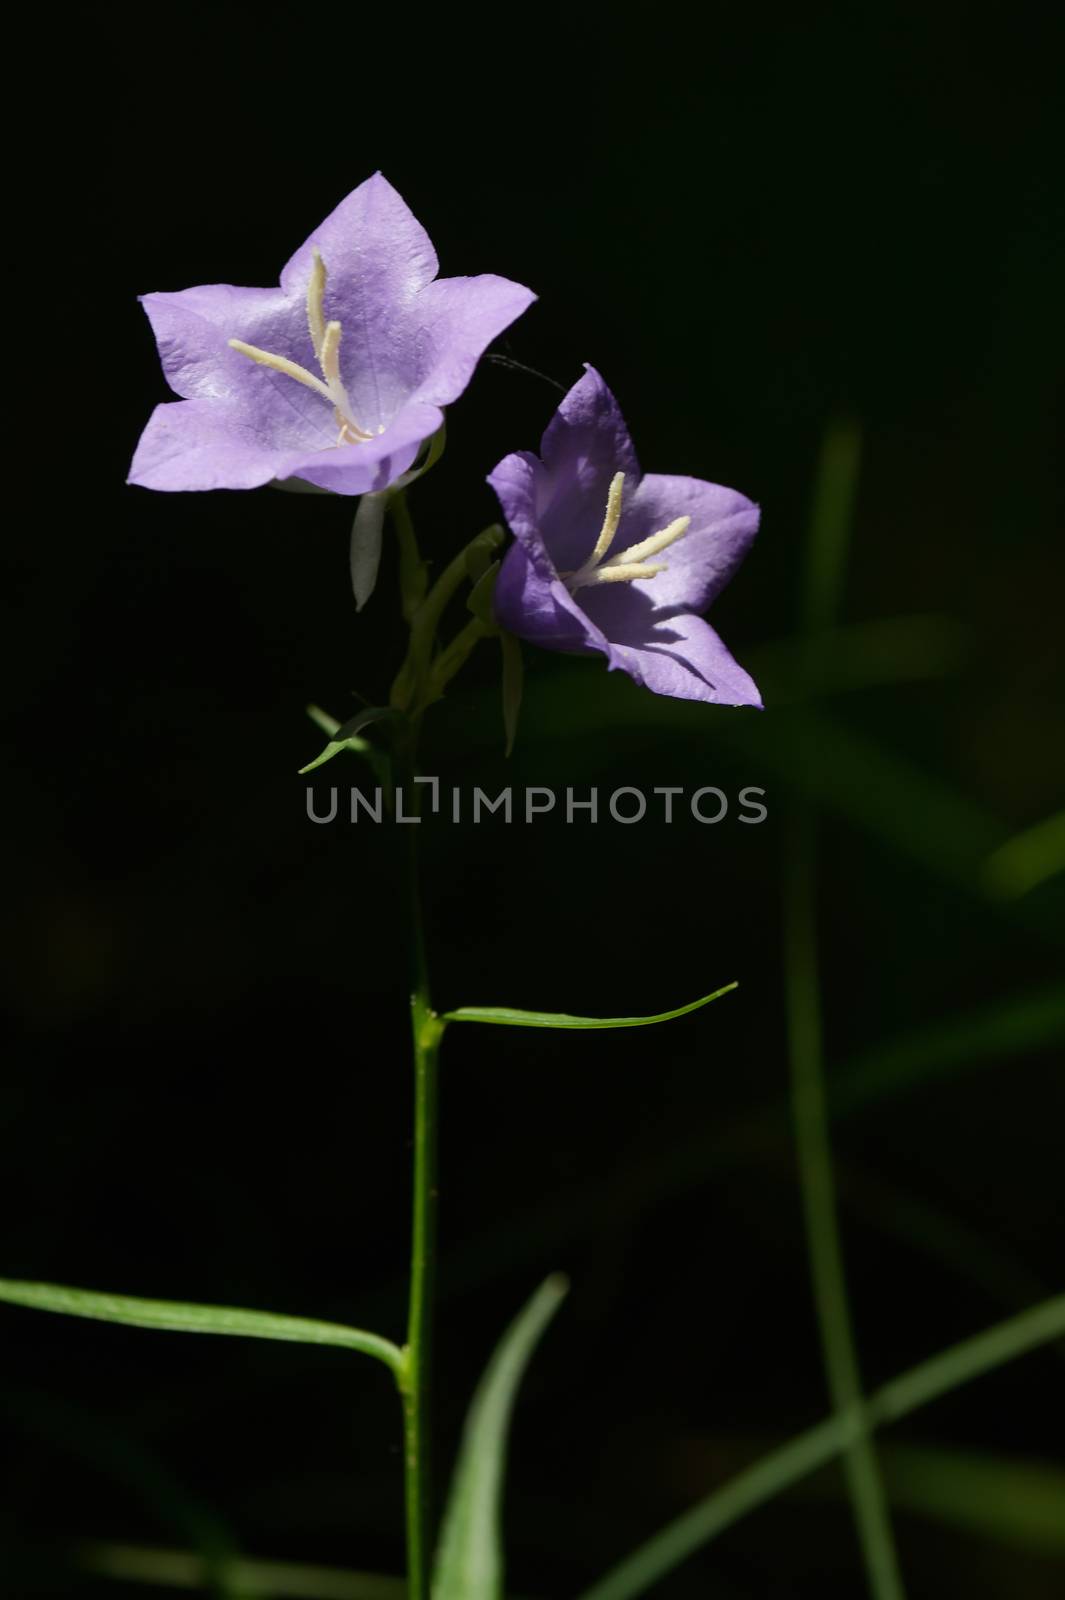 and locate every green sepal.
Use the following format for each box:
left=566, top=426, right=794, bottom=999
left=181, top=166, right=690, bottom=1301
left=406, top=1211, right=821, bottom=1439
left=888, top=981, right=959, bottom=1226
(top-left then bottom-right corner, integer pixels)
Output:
left=466, top=562, right=500, bottom=624
left=464, top=527, right=504, bottom=585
